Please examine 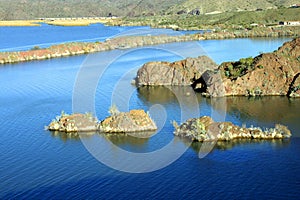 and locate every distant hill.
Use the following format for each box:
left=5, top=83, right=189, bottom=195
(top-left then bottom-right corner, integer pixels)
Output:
left=0, top=0, right=184, bottom=20
left=0, top=0, right=298, bottom=20
left=168, top=0, right=300, bottom=15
